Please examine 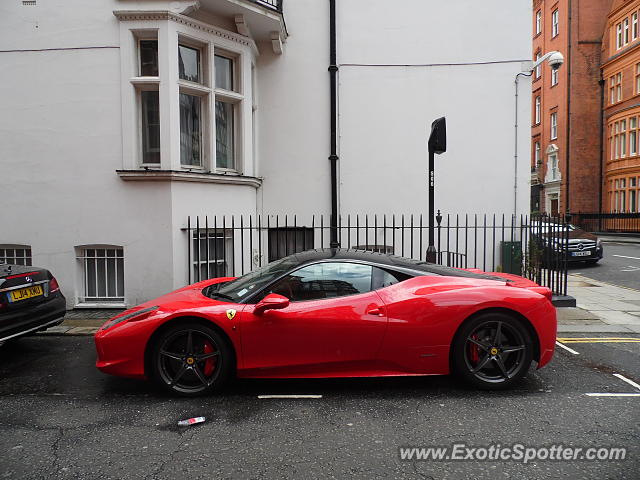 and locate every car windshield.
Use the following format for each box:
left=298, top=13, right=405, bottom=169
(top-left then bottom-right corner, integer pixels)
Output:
left=206, top=256, right=301, bottom=303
